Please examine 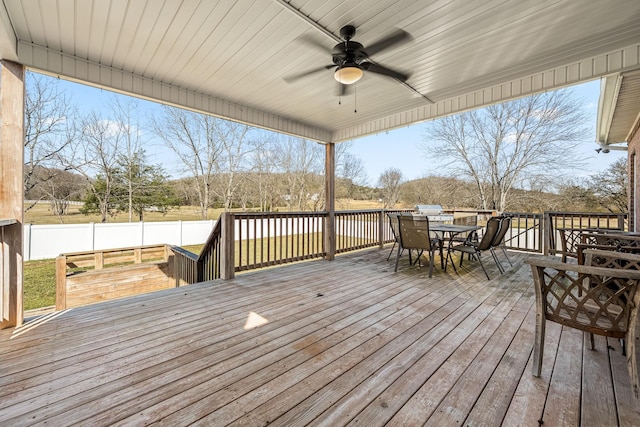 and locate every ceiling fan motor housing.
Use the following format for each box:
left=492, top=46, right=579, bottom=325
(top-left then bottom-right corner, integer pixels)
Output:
left=283, top=23, right=410, bottom=86
left=332, top=41, right=367, bottom=66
